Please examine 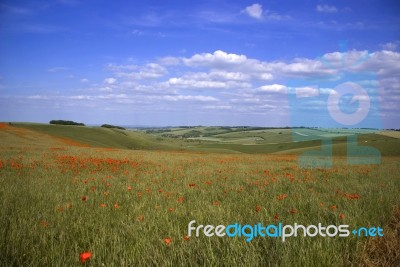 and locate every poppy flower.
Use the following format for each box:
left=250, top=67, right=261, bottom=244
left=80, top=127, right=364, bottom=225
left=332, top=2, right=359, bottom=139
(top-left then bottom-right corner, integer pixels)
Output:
left=81, top=196, right=87, bottom=201
left=290, top=208, right=297, bottom=214
left=127, top=186, right=132, bottom=191
left=168, top=208, right=174, bottom=212
left=276, top=194, right=287, bottom=201
left=136, top=215, right=144, bottom=222
left=213, top=201, right=219, bottom=206
left=100, top=203, right=106, bottom=208
left=79, top=251, right=92, bottom=263
left=255, top=205, right=261, bottom=213
left=183, top=235, right=190, bottom=241
left=164, top=238, right=172, bottom=245
left=114, top=203, right=119, bottom=209
left=339, top=213, right=345, bottom=219
left=39, top=220, right=48, bottom=228
left=274, top=214, right=279, bottom=220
